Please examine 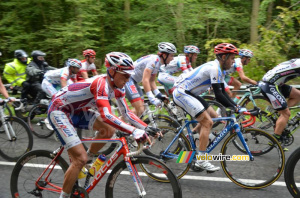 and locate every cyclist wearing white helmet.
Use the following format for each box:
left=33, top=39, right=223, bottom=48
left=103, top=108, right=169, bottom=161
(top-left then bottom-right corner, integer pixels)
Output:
left=125, top=42, right=176, bottom=117
left=224, top=49, right=257, bottom=101
left=49, top=52, right=159, bottom=198
left=41, top=59, right=81, bottom=97
left=158, top=45, right=200, bottom=96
